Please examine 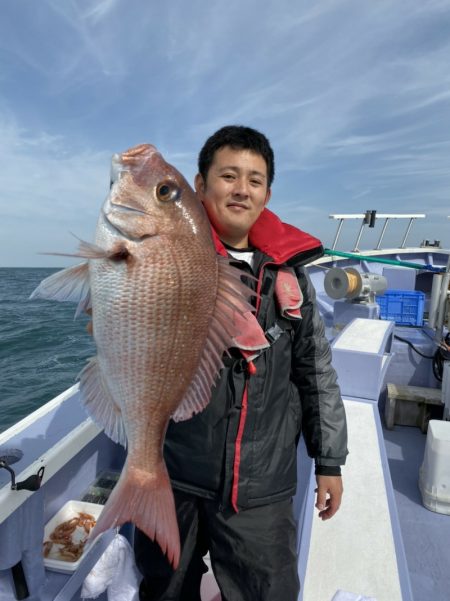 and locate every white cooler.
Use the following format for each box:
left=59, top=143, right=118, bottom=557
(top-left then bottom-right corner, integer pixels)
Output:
left=419, top=419, right=450, bottom=514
